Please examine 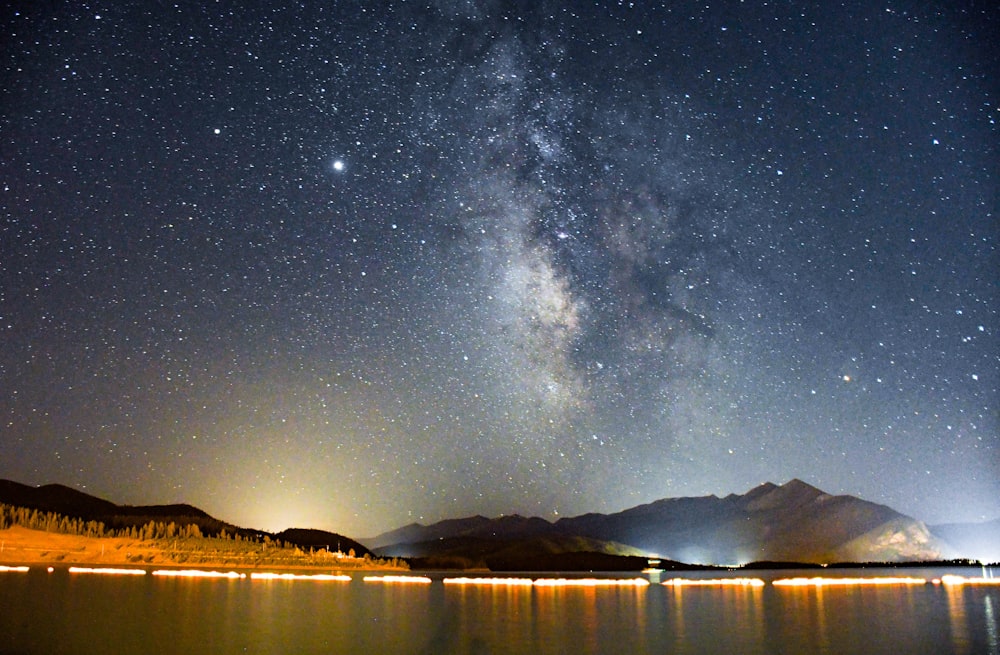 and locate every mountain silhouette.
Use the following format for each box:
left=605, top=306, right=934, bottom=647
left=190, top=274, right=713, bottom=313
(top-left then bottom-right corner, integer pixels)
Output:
left=369, top=480, right=947, bottom=565
left=0, top=478, right=367, bottom=556
left=5, top=477, right=979, bottom=566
